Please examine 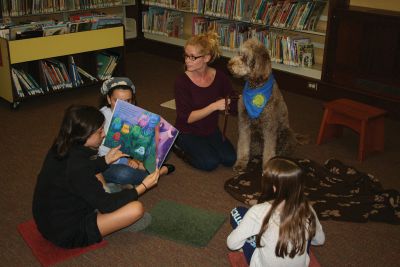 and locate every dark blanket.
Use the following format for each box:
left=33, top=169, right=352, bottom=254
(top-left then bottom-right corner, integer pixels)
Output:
left=224, top=158, right=400, bottom=224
